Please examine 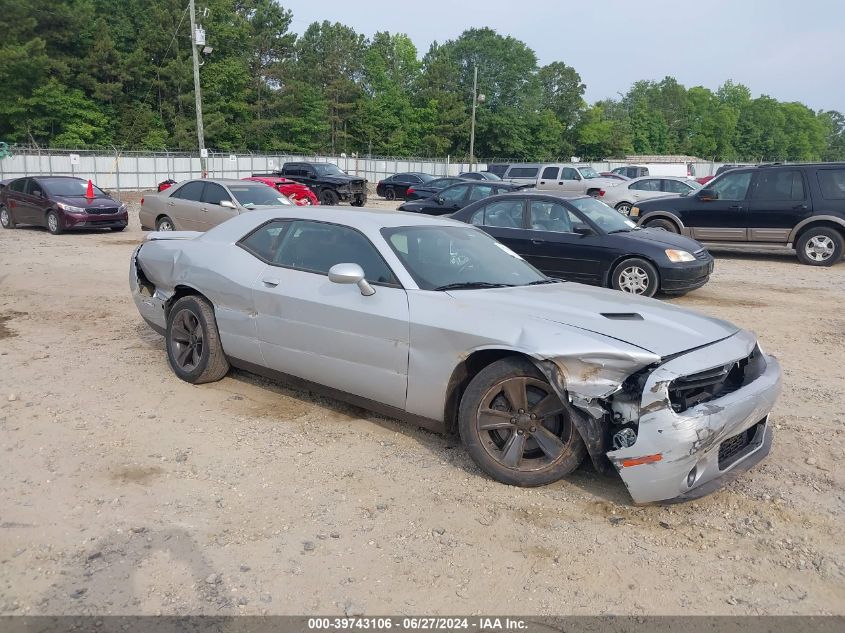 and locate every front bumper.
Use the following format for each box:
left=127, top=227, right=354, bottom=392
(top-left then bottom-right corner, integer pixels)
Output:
left=658, top=259, right=713, bottom=293
left=607, top=330, right=782, bottom=504
left=63, top=211, right=128, bottom=229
